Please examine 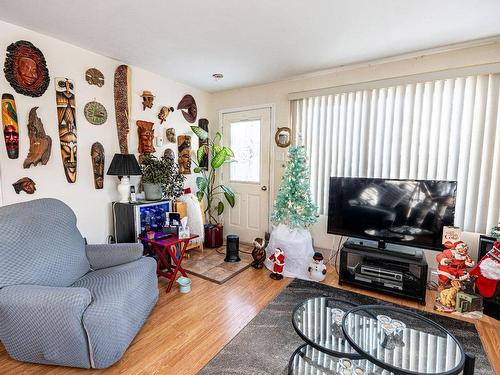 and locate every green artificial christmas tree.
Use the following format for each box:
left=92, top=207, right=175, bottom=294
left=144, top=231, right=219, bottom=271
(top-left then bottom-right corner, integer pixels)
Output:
left=271, top=145, right=318, bottom=229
